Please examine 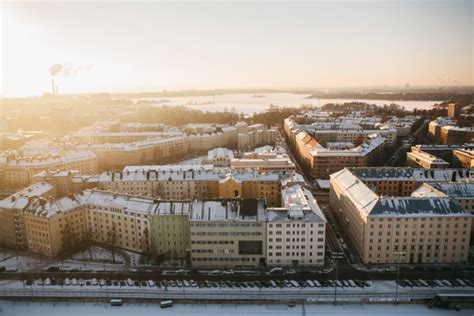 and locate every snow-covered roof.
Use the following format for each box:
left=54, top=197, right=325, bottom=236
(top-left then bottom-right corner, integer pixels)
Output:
left=189, top=199, right=266, bottom=221
left=0, top=182, right=55, bottom=210
left=412, top=182, right=474, bottom=200
left=331, top=168, right=472, bottom=218
left=350, top=167, right=473, bottom=182
left=267, top=185, right=326, bottom=223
